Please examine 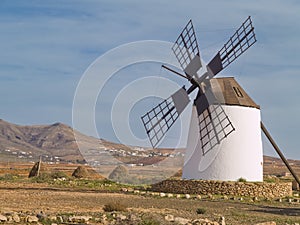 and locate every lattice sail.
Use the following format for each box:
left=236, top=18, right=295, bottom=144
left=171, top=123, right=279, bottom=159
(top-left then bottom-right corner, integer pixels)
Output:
left=194, top=89, right=235, bottom=155
left=172, top=20, right=202, bottom=77
left=141, top=88, right=190, bottom=148
left=207, top=16, right=256, bottom=75
left=142, top=17, right=256, bottom=150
